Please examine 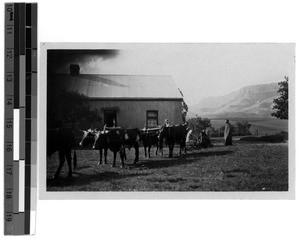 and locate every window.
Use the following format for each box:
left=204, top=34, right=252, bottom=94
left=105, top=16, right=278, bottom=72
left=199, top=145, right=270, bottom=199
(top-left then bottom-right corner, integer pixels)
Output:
left=146, top=110, right=158, bottom=128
